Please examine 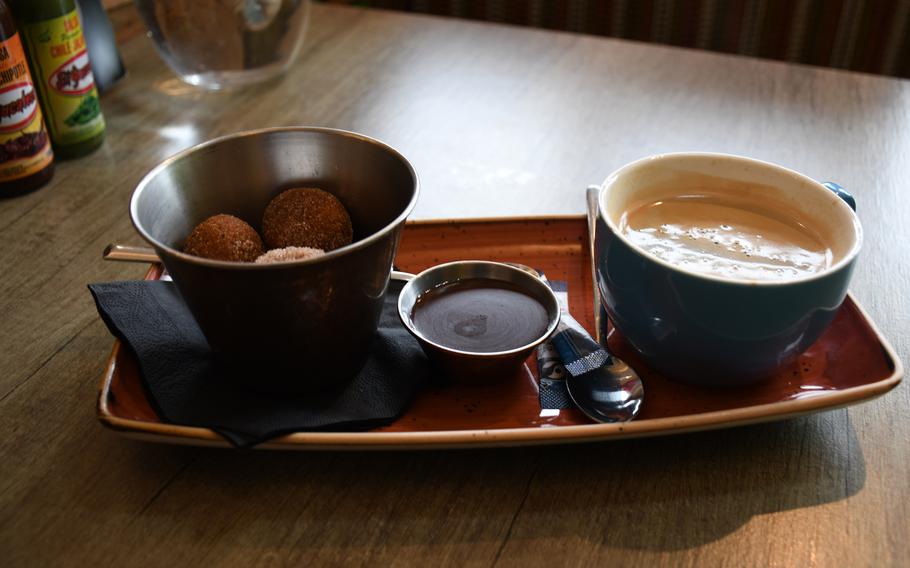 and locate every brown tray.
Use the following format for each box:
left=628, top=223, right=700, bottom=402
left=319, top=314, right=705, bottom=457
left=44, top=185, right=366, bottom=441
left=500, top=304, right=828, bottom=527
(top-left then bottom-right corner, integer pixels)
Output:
left=97, top=217, right=903, bottom=449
